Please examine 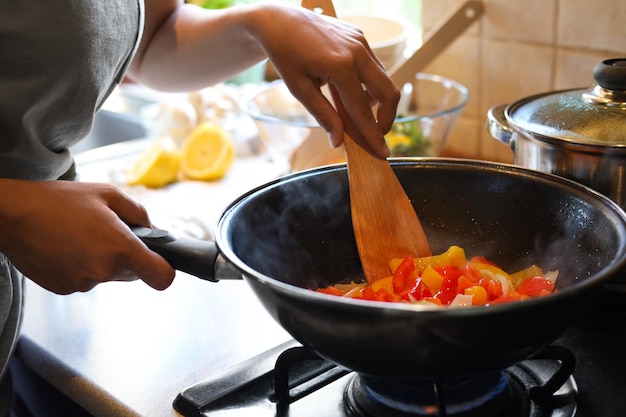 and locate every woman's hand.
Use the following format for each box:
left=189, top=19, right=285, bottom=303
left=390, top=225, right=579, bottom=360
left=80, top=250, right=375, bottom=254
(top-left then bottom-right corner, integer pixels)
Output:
left=249, top=4, right=400, bottom=157
left=0, top=179, right=175, bottom=294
